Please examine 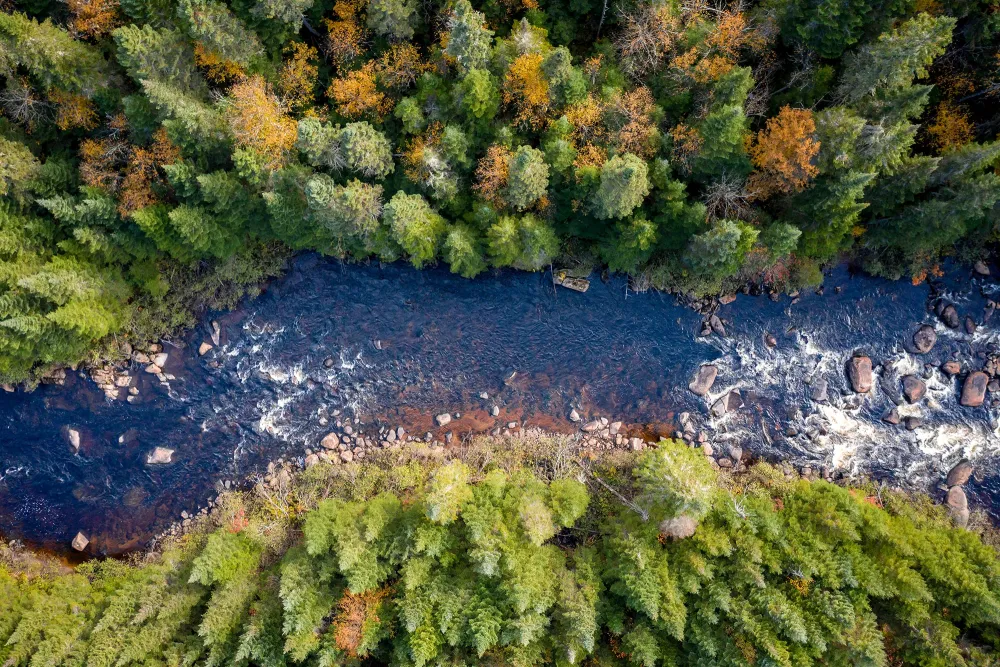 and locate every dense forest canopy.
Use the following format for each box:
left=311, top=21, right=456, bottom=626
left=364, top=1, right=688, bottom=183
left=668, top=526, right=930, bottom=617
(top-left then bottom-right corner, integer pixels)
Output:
left=1, top=0, right=1000, bottom=381
left=3, top=437, right=1000, bottom=666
